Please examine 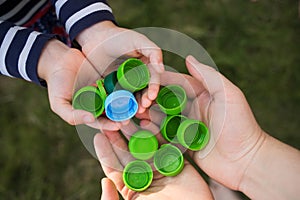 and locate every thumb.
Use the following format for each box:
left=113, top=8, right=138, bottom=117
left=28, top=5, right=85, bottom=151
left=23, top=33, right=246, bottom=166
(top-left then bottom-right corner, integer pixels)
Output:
left=186, top=55, right=241, bottom=100
left=186, top=55, right=224, bottom=97
left=49, top=97, right=95, bottom=125
left=101, top=178, right=119, bottom=200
